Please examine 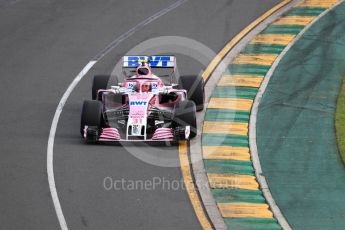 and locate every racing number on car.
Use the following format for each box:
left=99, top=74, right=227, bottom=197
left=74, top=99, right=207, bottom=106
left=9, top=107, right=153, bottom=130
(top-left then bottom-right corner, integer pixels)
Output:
left=132, top=118, right=143, bottom=124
